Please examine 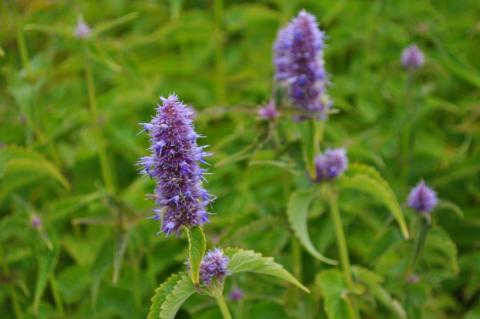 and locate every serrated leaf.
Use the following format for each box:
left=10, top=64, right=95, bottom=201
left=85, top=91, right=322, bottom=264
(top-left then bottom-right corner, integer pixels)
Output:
left=147, top=273, right=182, bottom=319
left=160, top=274, right=196, bottom=319
left=187, top=227, right=206, bottom=284
left=4, top=158, right=70, bottom=190
left=225, top=248, right=309, bottom=293
left=316, top=269, right=353, bottom=319
left=339, top=171, right=409, bottom=239
left=33, top=248, right=59, bottom=314
left=352, top=266, right=407, bottom=319
left=287, top=189, right=337, bottom=265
